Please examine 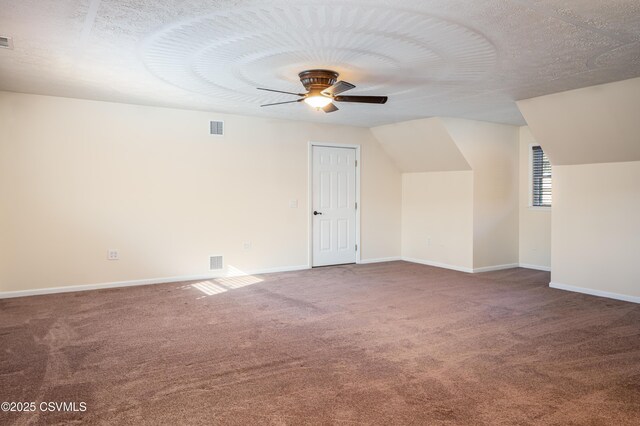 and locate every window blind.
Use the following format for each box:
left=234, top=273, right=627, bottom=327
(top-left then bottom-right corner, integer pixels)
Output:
left=532, top=146, right=552, bottom=207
